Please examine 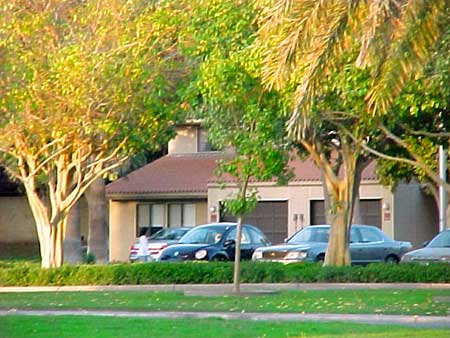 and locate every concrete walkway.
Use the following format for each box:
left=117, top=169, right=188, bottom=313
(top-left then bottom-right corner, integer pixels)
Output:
left=1, top=309, right=450, bottom=328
